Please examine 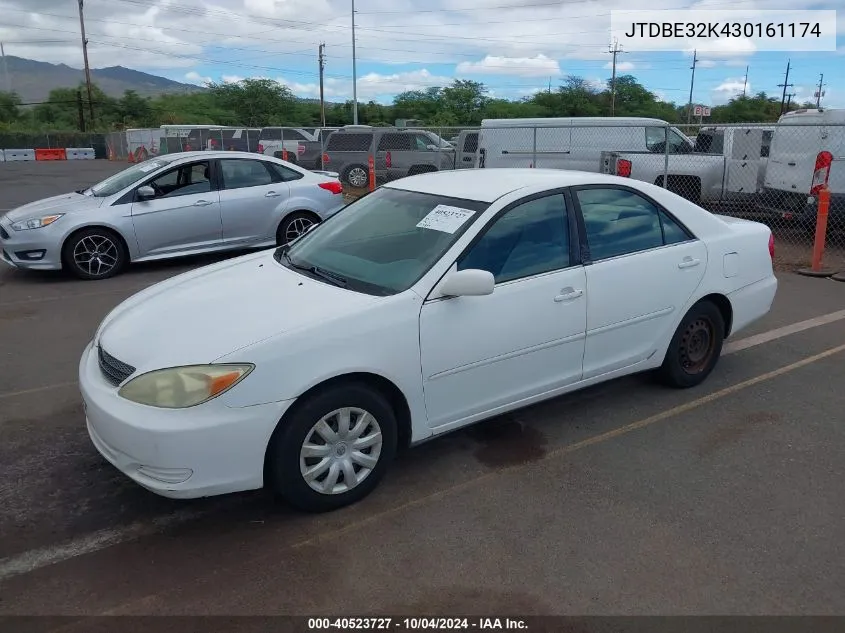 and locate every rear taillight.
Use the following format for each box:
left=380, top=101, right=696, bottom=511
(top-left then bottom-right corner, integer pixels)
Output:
left=322, top=153, right=330, bottom=164
left=768, top=232, right=775, bottom=261
left=297, top=143, right=306, bottom=155
left=810, top=151, right=833, bottom=195
left=319, top=181, right=343, bottom=195
left=617, top=158, right=632, bottom=178
left=257, top=143, right=264, bottom=153
left=385, top=151, right=392, bottom=168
